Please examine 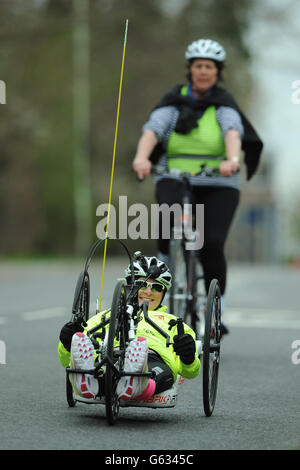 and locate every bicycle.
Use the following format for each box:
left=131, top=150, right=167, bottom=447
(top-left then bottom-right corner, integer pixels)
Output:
left=151, top=165, right=220, bottom=343
left=65, top=238, right=221, bottom=424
